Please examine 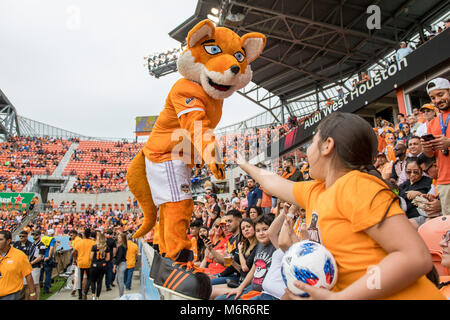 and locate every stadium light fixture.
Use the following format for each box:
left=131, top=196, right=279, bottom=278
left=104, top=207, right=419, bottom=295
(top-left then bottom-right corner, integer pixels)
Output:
left=207, top=14, right=219, bottom=24
left=211, top=7, right=219, bottom=15
left=146, top=46, right=186, bottom=78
